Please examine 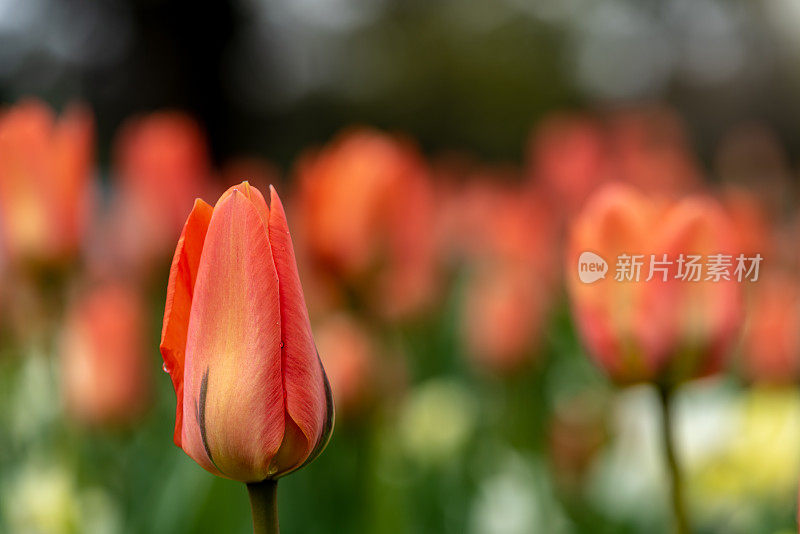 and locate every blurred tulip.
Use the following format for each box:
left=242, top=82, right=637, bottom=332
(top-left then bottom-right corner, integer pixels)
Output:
left=720, top=186, right=774, bottom=262
left=567, top=184, right=744, bottom=386
left=608, top=107, right=701, bottom=198
left=160, top=181, right=333, bottom=483
left=527, top=113, right=610, bottom=216
left=294, top=128, right=438, bottom=318
left=461, top=262, right=545, bottom=375
left=109, top=112, right=213, bottom=276
left=61, top=283, right=149, bottom=426
left=688, top=388, right=800, bottom=525
left=740, top=272, right=800, bottom=385
left=0, top=99, right=93, bottom=265
left=315, top=313, right=375, bottom=416
left=439, top=169, right=557, bottom=272
left=439, top=171, right=557, bottom=374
